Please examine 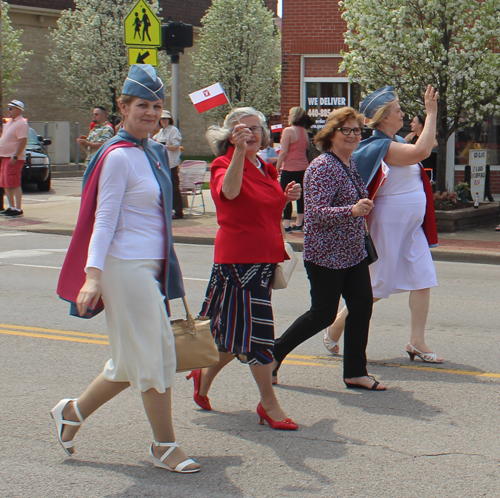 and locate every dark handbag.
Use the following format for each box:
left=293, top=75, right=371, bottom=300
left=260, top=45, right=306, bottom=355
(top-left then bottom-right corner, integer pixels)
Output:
left=364, top=229, right=378, bottom=265
left=327, top=151, right=378, bottom=265
left=307, top=138, right=321, bottom=163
